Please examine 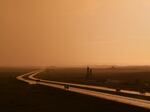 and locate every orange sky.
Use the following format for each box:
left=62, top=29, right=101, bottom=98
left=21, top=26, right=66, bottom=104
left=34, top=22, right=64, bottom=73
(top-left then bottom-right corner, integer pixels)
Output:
left=1, top=0, right=150, bottom=67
